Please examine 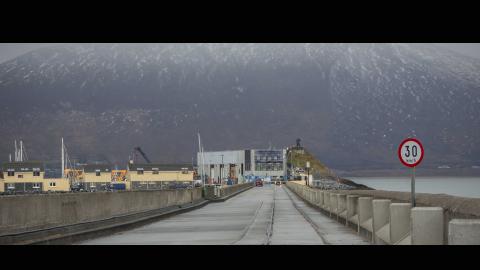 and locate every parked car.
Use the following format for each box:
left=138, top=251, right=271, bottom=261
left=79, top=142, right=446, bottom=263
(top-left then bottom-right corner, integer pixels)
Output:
left=255, top=179, right=263, bottom=187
